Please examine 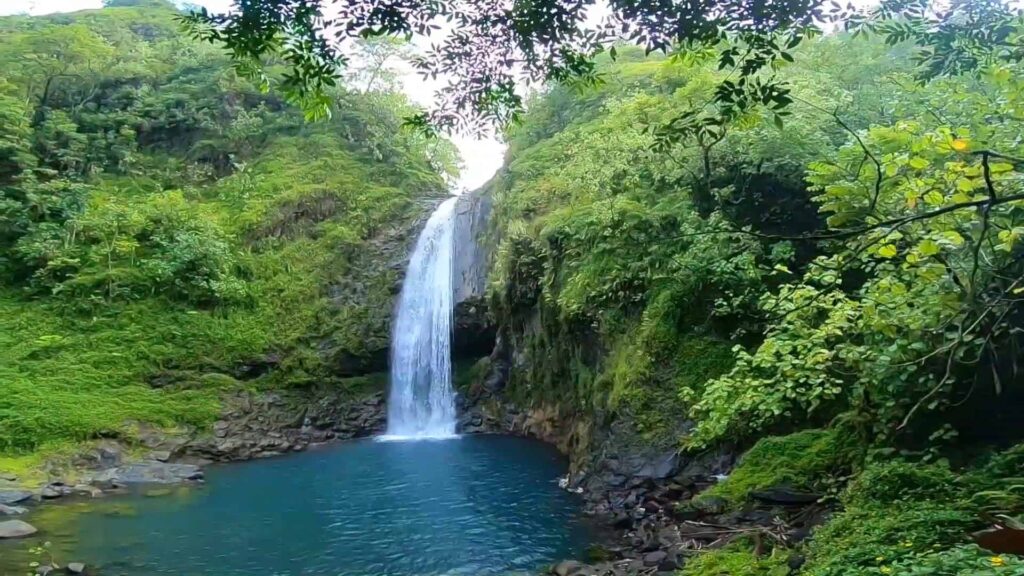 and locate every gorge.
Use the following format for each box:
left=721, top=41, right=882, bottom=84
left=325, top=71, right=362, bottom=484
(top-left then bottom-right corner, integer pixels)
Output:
left=3, top=1, right=1024, bottom=576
